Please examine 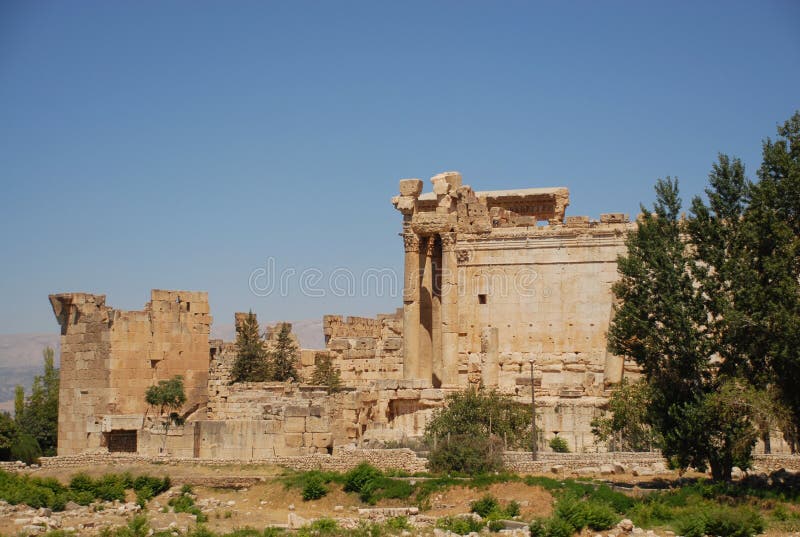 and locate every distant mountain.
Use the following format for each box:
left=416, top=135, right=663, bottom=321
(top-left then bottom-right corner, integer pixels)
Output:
left=0, top=333, right=60, bottom=410
left=211, top=319, right=326, bottom=349
left=0, top=319, right=325, bottom=414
